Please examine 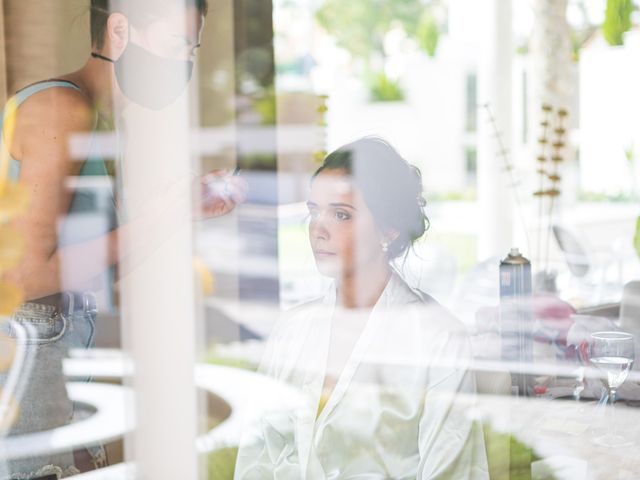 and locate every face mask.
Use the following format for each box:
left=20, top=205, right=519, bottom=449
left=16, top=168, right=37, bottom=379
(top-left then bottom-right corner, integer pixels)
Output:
left=92, top=42, right=193, bottom=110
